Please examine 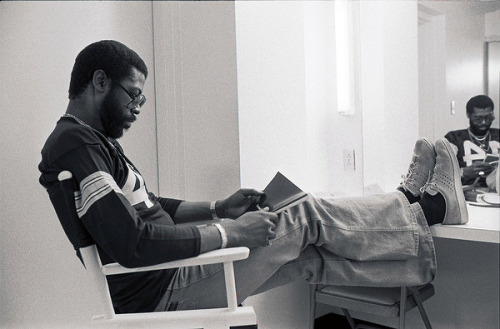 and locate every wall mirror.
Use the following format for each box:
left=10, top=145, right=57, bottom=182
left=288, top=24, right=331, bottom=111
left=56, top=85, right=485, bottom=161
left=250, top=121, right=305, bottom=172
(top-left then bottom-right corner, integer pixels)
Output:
left=485, top=40, right=500, bottom=106
left=362, top=0, right=500, bottom=193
